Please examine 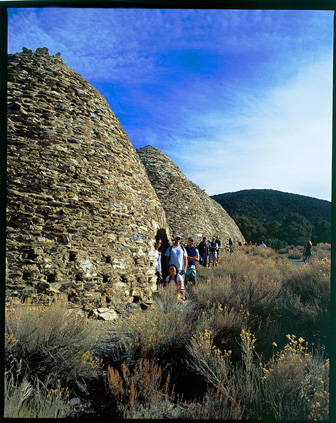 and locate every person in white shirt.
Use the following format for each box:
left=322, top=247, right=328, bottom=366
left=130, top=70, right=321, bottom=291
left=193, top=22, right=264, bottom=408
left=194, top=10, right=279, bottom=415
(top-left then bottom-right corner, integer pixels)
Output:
left=165, top=234, right=188, bottom=278
left=208, top=236, right=218, bottom=267
left=165, top=264, right=185, bottom=303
